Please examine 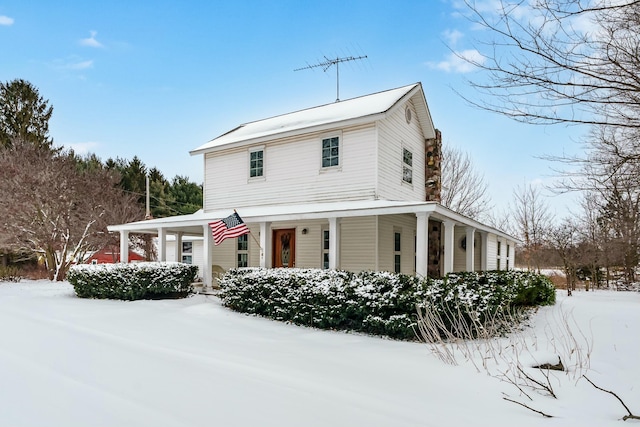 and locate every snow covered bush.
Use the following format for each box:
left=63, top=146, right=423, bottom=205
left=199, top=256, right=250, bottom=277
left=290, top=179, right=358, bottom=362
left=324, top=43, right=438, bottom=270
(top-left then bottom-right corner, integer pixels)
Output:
left=220, top=268, right=555, bottom=340
left=68, top=262, right=198, bottom=300
left=422, top=271, right=555, bottom=339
